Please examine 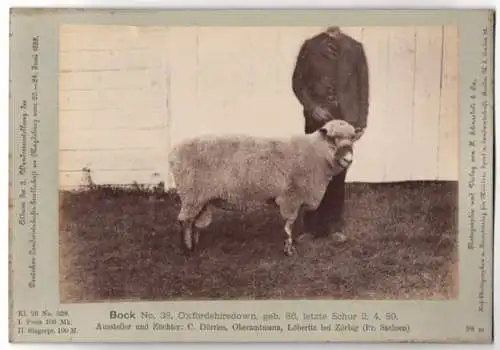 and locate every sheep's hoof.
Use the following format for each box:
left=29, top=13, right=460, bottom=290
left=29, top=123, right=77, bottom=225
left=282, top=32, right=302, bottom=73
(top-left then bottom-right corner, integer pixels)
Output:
left=181, top=247, right=193, bottom=257
left=283, top=244, right=296, bottom=257
left=191, top=243, right=199, bottom=254
left=181, top=243, right=195, bottom=256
